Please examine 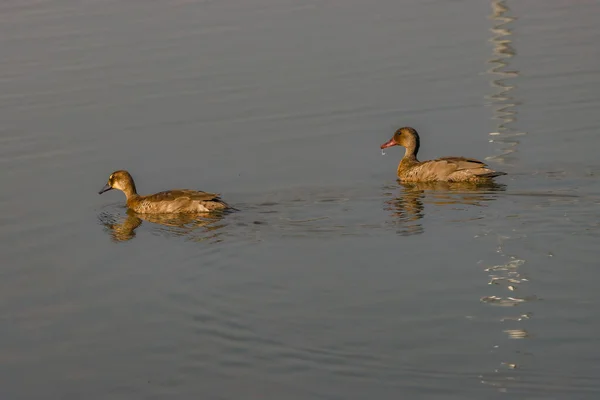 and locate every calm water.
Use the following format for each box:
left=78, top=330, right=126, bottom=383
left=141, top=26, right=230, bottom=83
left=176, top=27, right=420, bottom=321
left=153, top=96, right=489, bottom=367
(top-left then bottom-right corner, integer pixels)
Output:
left=1, top=0, right=600, bottom=398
